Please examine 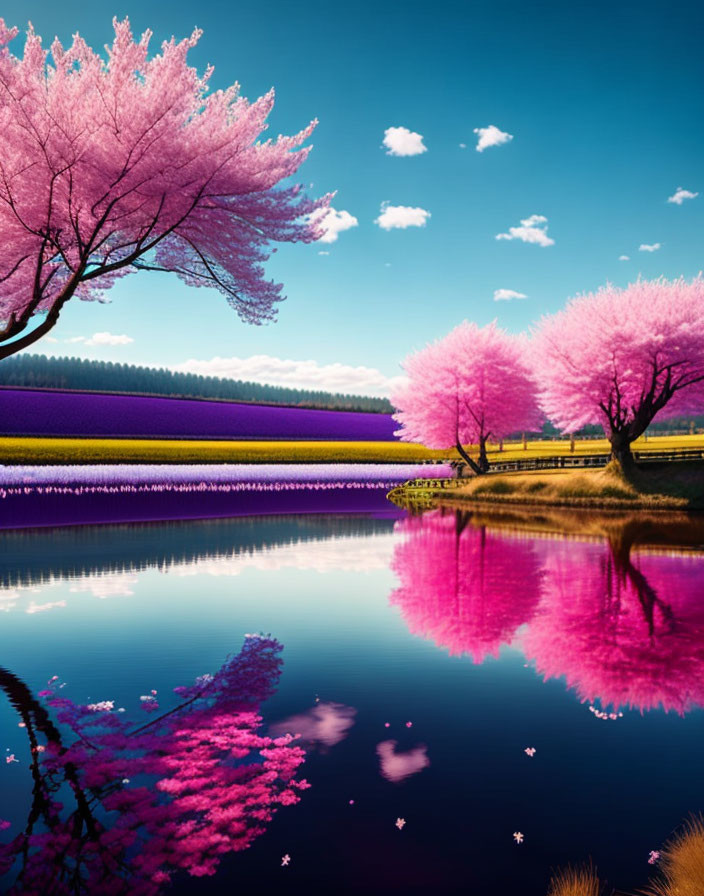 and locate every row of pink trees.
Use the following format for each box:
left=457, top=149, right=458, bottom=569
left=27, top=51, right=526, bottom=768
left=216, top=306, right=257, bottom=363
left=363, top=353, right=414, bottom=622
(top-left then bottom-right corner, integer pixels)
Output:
left=390, top=509, right=704, bottom=714
left=393, top=279, right=704, bottom=470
